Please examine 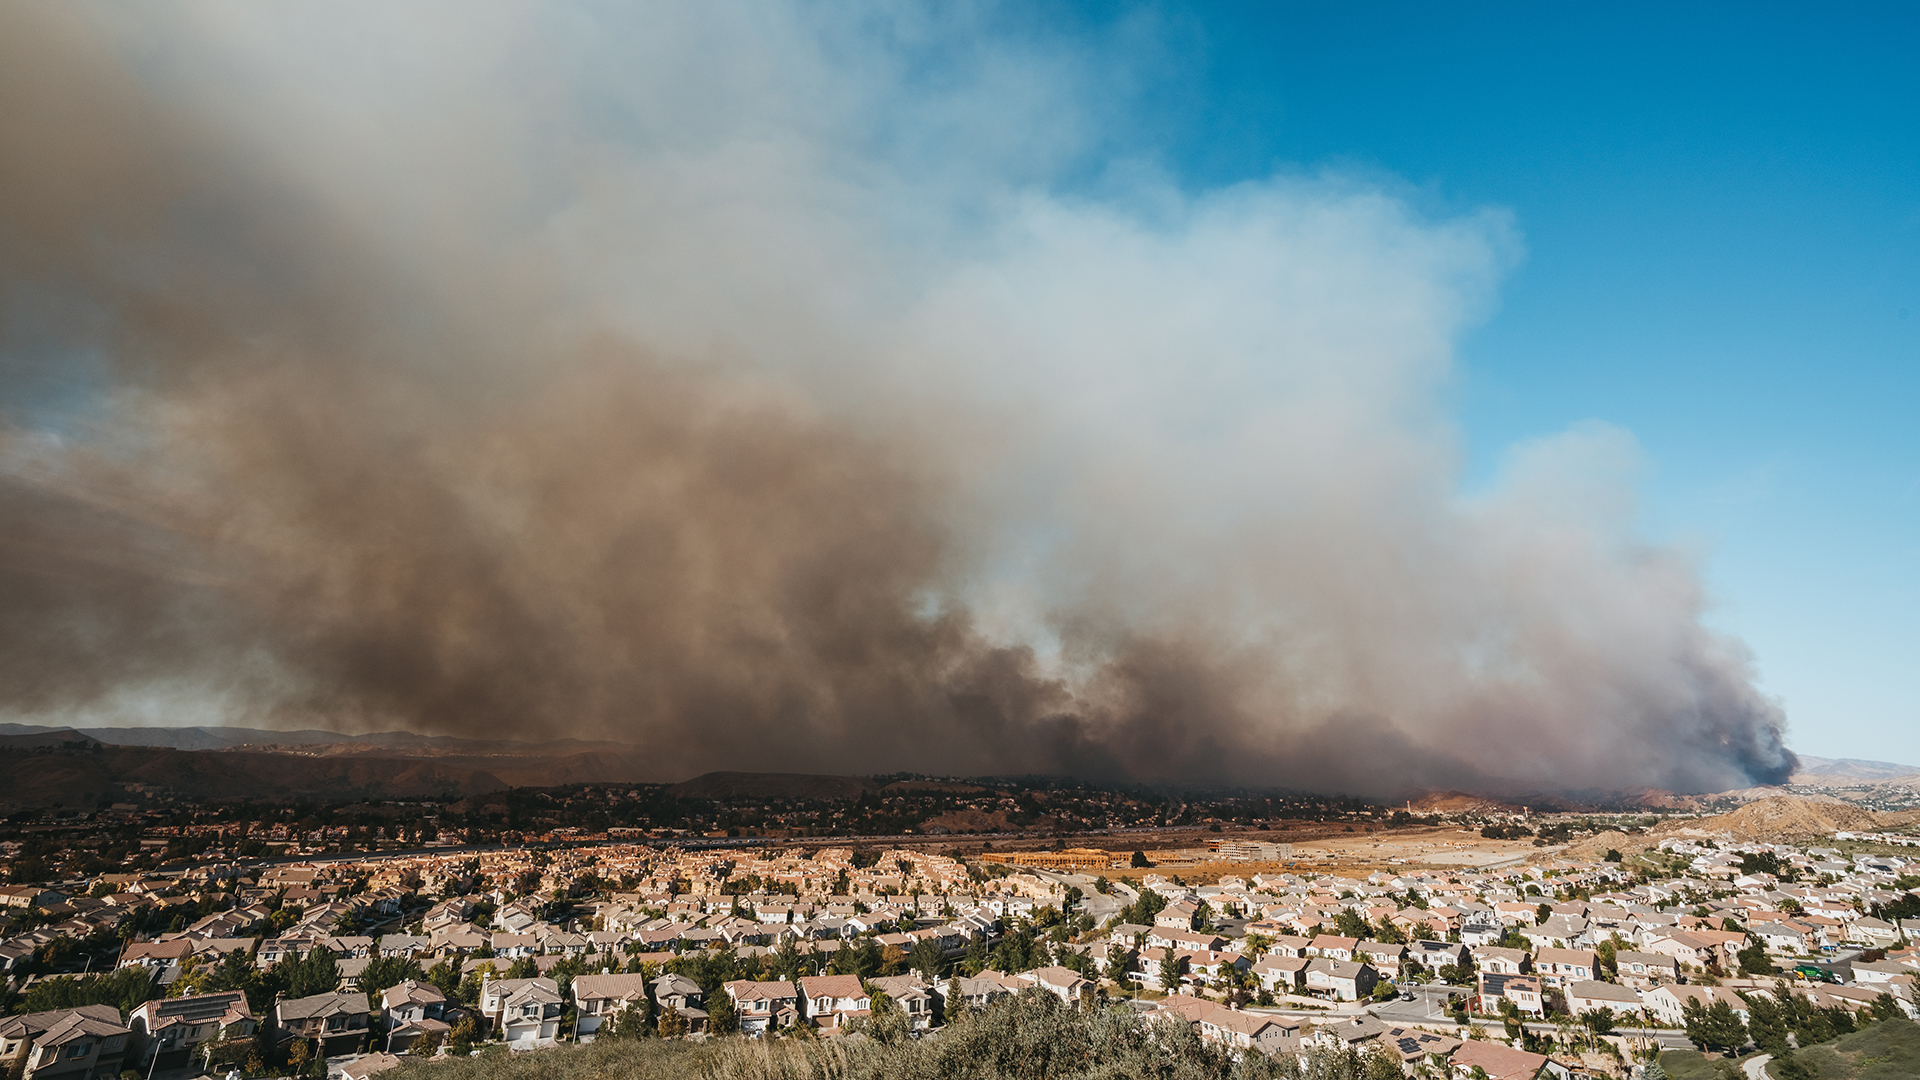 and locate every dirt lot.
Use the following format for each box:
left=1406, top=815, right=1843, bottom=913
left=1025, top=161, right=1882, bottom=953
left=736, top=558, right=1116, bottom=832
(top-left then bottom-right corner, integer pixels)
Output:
left=992, top=824, right=1550, bottom=883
